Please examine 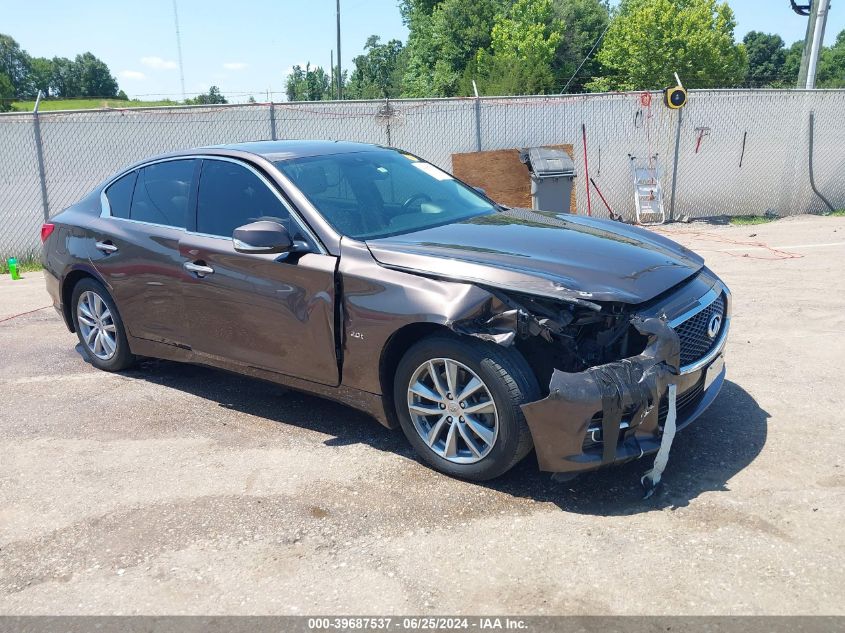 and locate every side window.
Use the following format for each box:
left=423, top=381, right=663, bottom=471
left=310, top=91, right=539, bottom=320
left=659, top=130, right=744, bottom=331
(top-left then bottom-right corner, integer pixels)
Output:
left=284, top=158, right=358, bottom=207
left=196, top=160, right=292, bottom=237
left=130, top=159, right=195, bottom=228
left=104, top=171, right=137, bottom=219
